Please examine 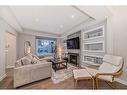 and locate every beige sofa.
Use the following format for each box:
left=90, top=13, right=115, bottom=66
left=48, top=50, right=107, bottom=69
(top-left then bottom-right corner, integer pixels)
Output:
left=14, top=55, right=52, bottom=88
